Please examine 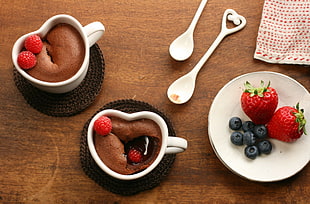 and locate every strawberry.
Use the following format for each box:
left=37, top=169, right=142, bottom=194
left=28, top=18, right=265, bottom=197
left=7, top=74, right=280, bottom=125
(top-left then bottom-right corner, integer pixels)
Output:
left=127, top=148, right=142, bottom=163
left=94, top=116, right=112, bottom=136
left=24, top=34, right=43, bottom=54
left=267, top=103, right=306, bottom=142
left=241, top=81, right=278, bottom=124
left=17, top=51, right=37, bottom=69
